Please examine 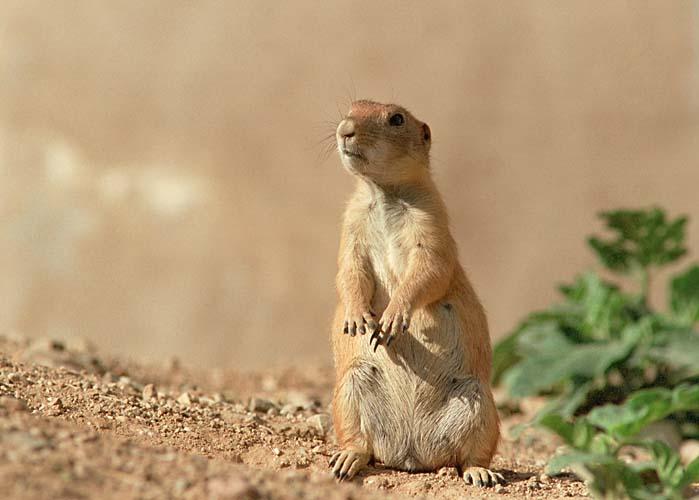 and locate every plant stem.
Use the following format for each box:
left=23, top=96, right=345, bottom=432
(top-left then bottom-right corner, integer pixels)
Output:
left=638, top=267, right=650, bottom=305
